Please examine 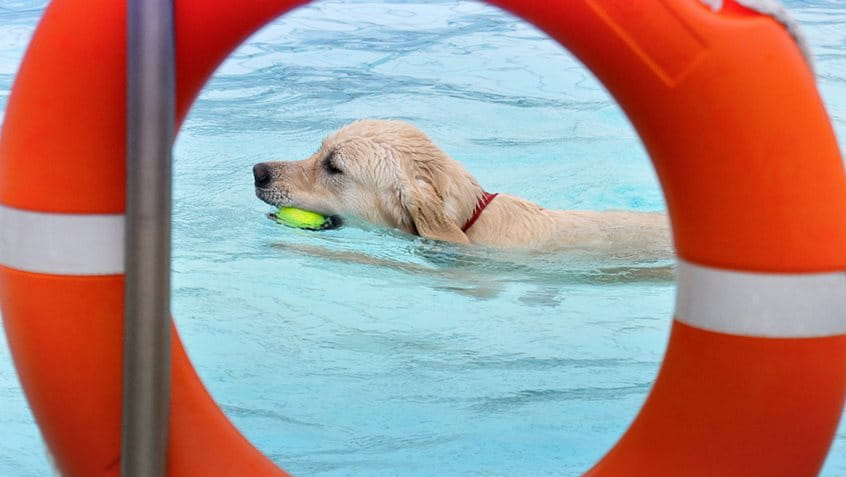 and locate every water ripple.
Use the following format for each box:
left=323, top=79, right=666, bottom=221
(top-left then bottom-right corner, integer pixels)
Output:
left=469, top=384, right=652, bottom=413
